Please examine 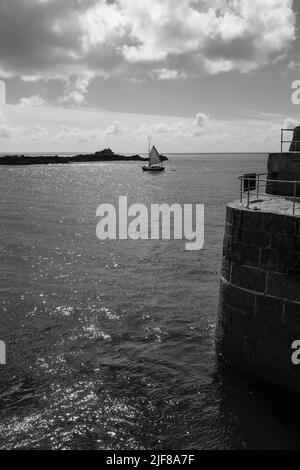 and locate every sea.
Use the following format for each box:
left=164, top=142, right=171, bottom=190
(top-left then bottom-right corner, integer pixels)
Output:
left=1, top=152, right=300, bottom=450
